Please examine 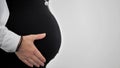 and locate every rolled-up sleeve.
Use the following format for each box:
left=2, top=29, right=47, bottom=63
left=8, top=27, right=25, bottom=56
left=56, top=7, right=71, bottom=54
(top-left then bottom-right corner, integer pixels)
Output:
left=0, top=0, right=21, bottom=52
